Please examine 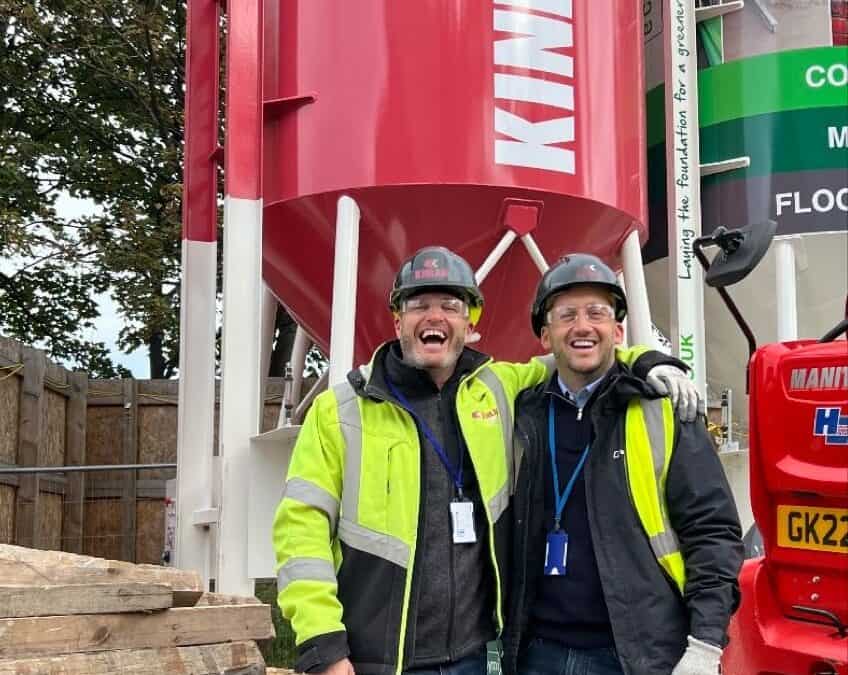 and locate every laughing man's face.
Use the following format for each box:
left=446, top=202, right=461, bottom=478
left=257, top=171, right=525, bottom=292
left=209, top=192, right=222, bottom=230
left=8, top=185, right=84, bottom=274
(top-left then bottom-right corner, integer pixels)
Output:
left=541, top=287, right=623, bottom=388
left=394, top=291, right=470, bottom=386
